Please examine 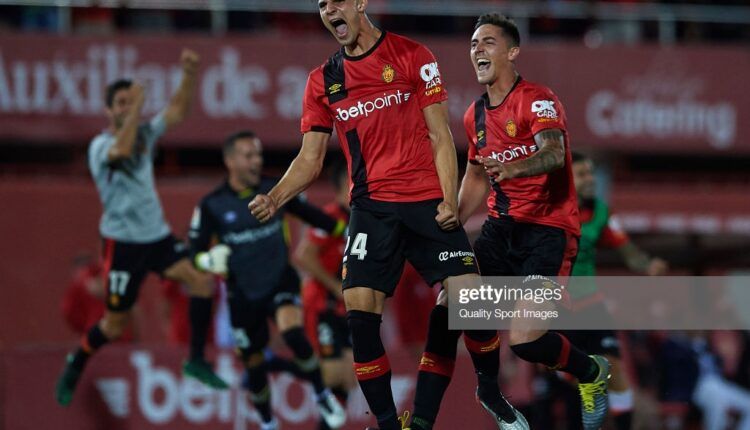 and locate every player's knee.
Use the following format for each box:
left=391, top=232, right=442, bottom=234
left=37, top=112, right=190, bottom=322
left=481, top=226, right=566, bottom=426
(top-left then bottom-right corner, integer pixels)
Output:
left=508, top=328, right=544, bottom=346
left=343, top=287, right=384, bottom=313
left=275, top=305, right=302, bottom=331
left=185, top=271, right=213, bottom=297
left=101, top=311, right=131, bottom=339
